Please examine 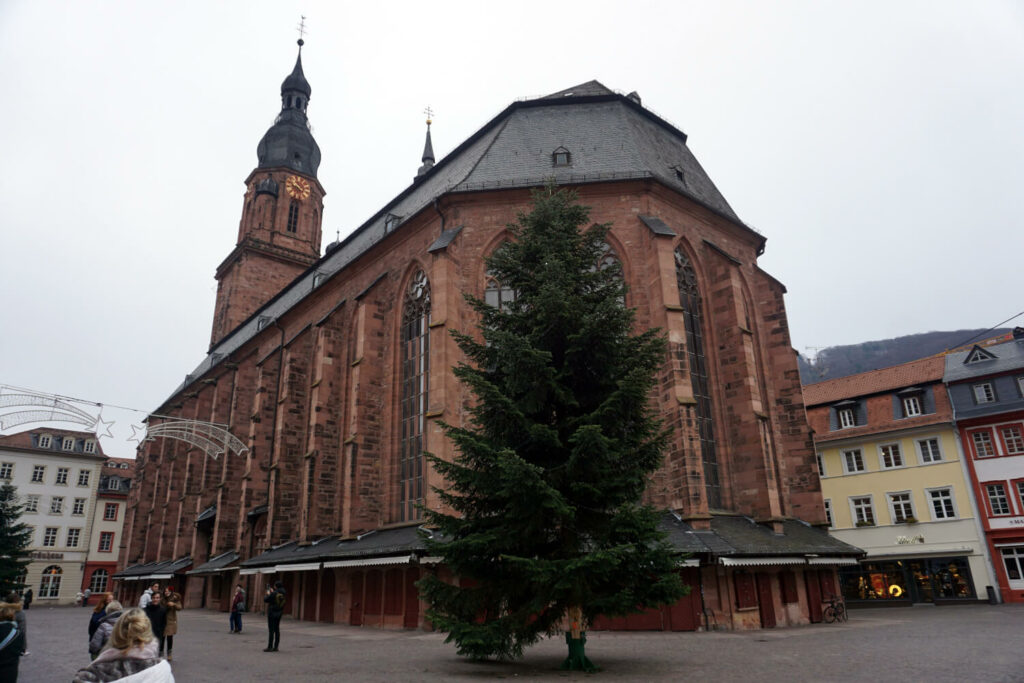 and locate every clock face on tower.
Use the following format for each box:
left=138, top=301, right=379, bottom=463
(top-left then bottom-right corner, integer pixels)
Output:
left=286, top=175, right=311, bottom=200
